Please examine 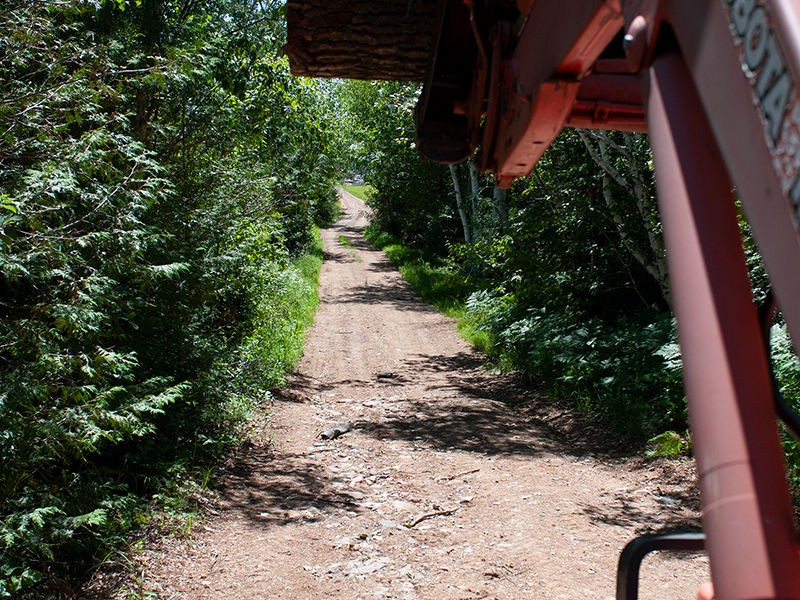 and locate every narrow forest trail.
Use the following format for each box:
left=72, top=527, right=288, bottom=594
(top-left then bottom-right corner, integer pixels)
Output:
left=143, top=189, right=708, bottom=600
